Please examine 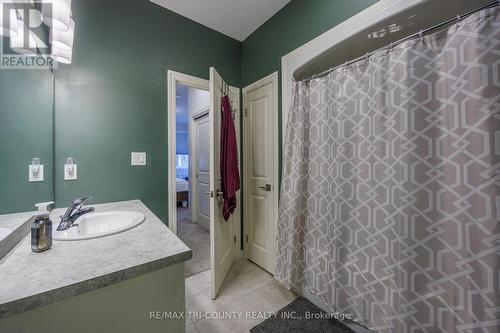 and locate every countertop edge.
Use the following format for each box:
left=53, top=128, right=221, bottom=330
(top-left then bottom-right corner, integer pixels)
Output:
left=0, top=249, right=192, bottom=319
left=0, top=216, right=33, bottom=261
